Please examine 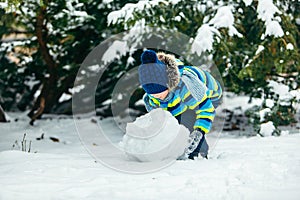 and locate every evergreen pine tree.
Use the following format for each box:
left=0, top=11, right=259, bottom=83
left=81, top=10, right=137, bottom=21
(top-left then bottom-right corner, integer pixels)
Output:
left=106, top=0, right=299, bottom=133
